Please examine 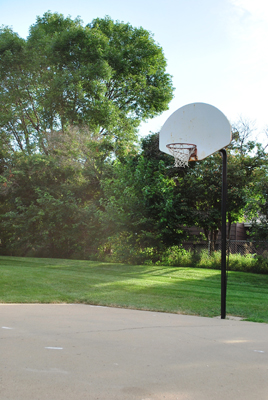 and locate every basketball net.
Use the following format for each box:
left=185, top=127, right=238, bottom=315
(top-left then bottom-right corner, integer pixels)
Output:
left=166, top=143, right=197, bottom=168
